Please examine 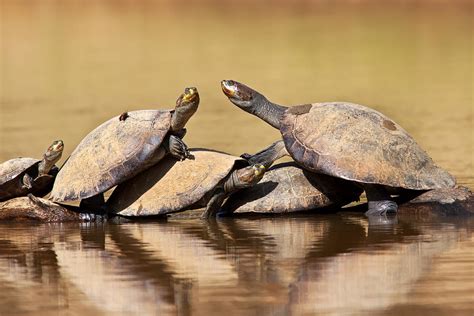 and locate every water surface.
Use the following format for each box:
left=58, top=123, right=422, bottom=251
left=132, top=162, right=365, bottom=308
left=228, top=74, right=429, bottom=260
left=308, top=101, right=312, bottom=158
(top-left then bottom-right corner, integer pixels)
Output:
left=0, top=214, right=473, bottom=315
